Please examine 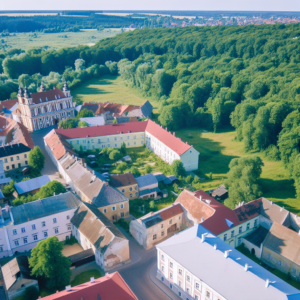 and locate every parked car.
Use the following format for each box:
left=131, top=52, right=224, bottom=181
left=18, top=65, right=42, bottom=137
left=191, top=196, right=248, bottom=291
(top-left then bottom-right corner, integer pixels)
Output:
left=22, top=167, right=31, bottom=175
